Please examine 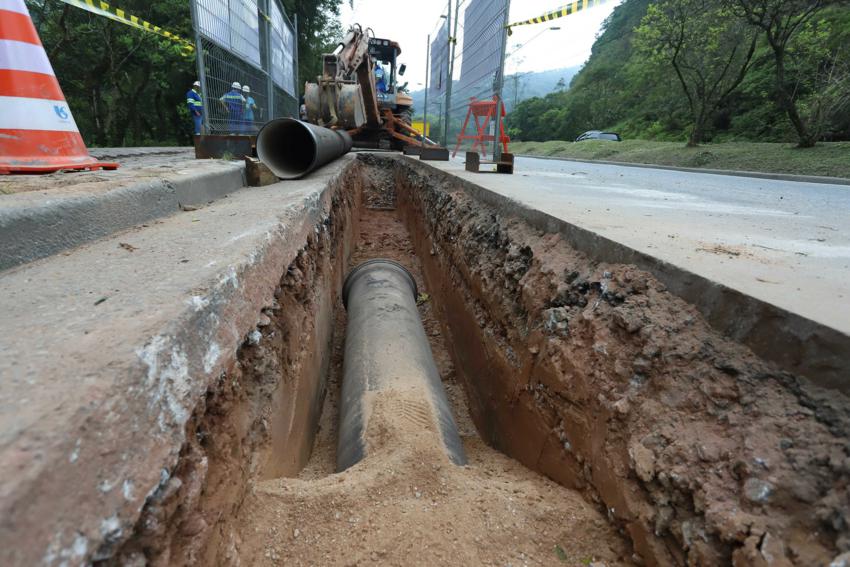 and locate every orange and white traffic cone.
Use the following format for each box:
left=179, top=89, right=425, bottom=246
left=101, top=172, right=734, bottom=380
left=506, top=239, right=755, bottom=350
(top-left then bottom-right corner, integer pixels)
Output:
left=0, top=0, right=118, bottom=174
